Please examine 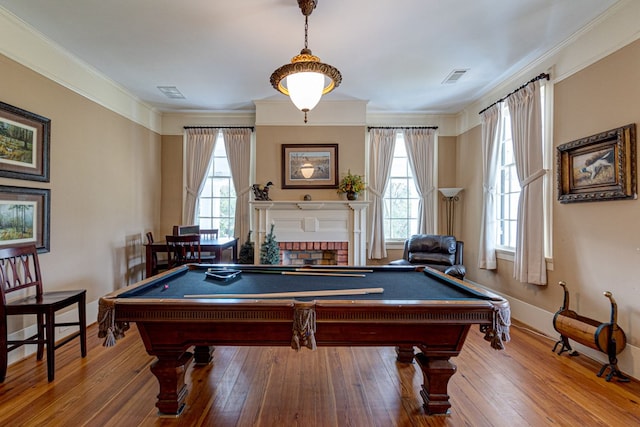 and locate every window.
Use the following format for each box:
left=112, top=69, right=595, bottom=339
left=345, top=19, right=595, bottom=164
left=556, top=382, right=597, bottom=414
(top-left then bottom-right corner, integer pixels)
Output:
left=197, top=132, right=236, bottom=238
left=495, top=83, right=551, bottom=256
left=383, top=133, right=420, bottom=241
left=496, top=103, right=520, bottom=249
